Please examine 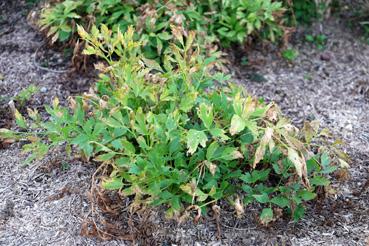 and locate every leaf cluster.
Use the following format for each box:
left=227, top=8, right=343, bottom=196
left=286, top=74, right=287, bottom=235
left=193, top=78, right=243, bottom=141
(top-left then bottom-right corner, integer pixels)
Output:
left=39, top=0, right=287, bottom=59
